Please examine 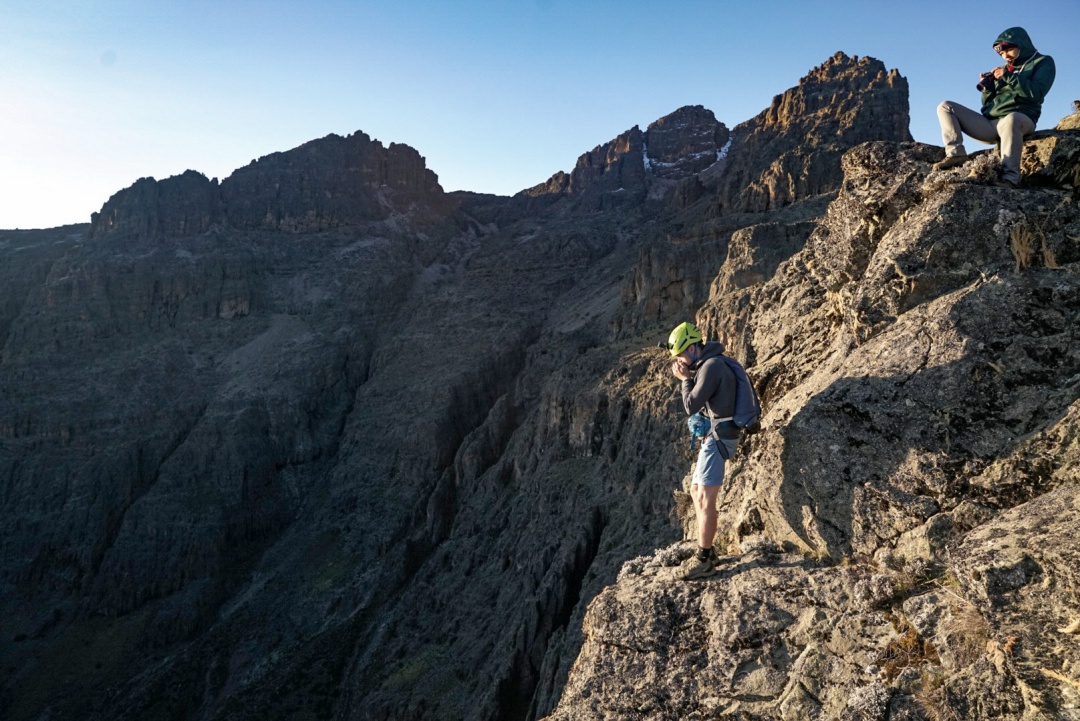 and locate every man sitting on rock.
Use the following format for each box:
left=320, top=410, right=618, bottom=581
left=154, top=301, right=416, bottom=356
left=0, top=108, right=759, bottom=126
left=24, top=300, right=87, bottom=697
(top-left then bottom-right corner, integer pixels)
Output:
left=667, top=322, right=740, bottom=580
left=933, top=27, right=1055, bottom=188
